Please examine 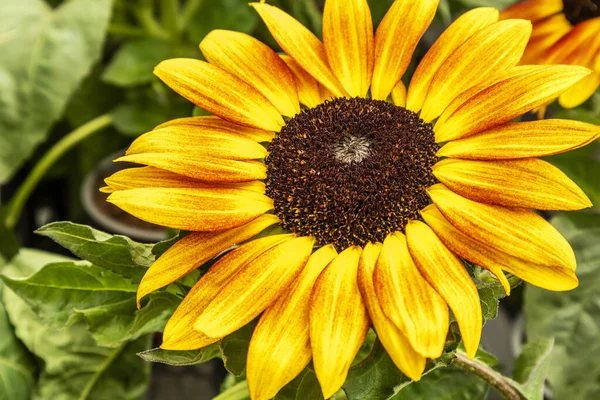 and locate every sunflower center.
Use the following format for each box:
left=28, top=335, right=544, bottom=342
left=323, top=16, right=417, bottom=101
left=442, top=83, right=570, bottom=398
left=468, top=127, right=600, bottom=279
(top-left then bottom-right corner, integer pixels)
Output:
left=563, top=0, right=600, bottom=25
left=265, top=97, right=438, bottom=250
